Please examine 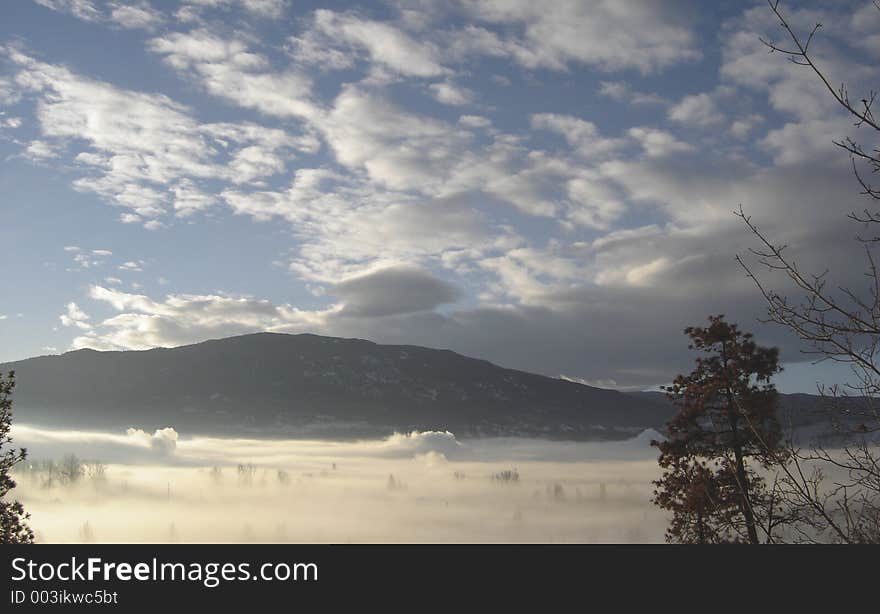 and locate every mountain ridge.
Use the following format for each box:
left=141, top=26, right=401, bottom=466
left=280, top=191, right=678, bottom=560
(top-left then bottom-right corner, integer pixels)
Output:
left=1, top=332, right=670, bottom=440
